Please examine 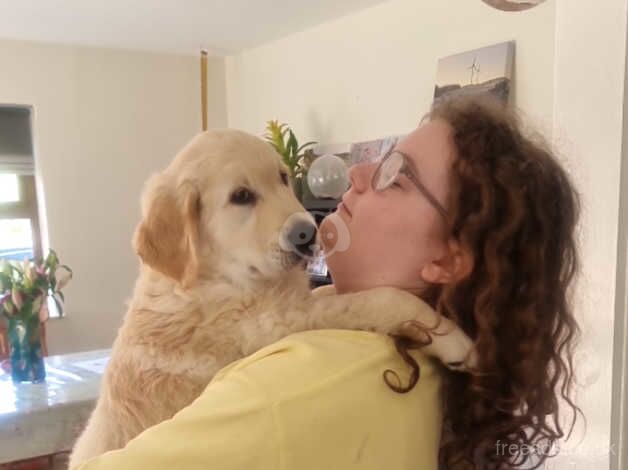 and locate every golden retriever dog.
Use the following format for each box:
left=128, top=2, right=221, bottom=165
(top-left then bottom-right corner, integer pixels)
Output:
left=69, top=130, right=475, bottom=467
